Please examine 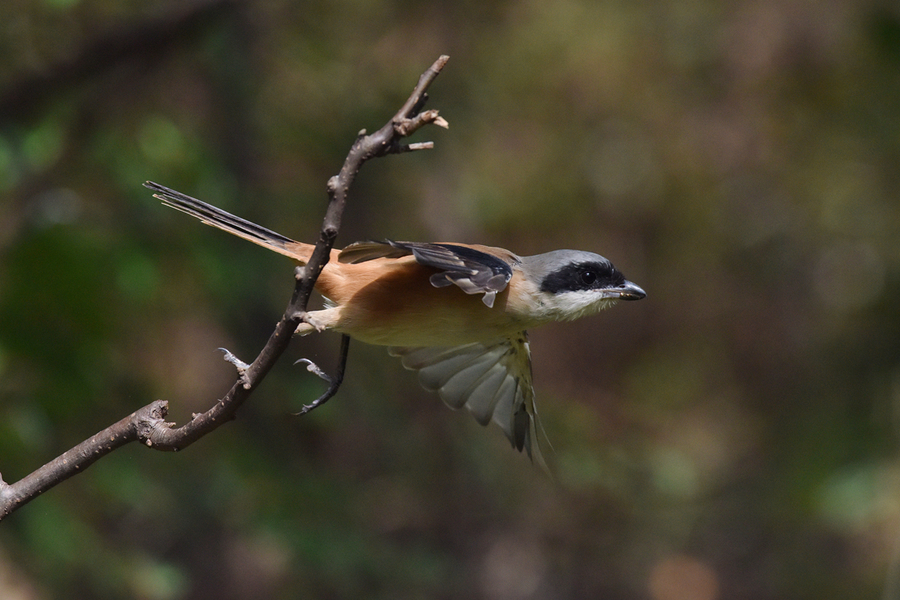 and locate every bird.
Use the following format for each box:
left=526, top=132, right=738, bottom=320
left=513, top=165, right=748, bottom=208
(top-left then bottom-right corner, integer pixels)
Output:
left=145, top=181, right=645, bottom=468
